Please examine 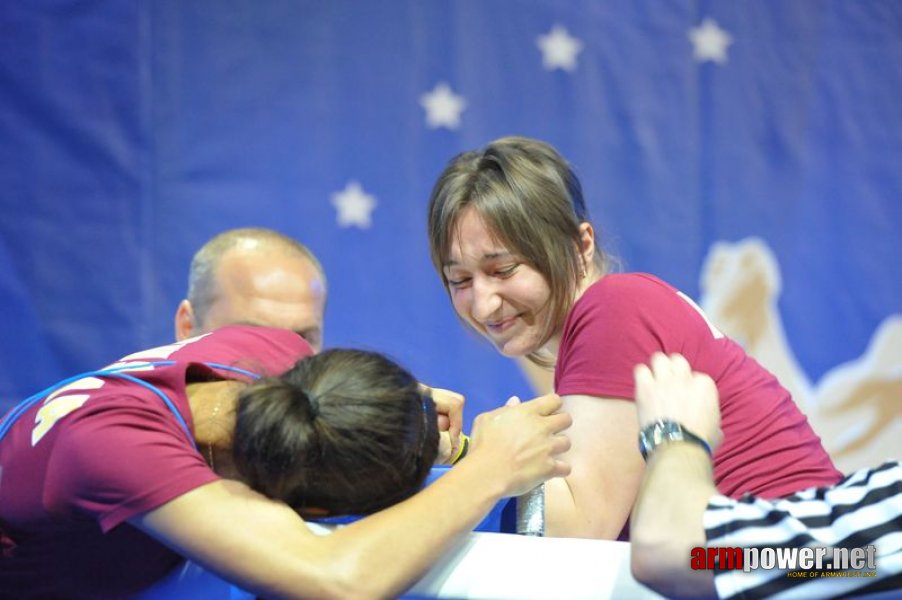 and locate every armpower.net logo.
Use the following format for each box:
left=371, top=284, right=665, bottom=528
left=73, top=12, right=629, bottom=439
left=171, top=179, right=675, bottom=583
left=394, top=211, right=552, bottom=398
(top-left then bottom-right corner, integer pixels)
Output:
left=691, top=545, right=879, bottom=579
